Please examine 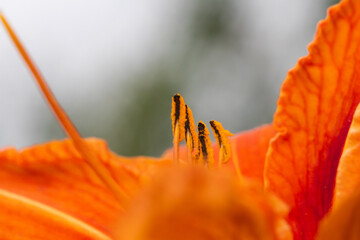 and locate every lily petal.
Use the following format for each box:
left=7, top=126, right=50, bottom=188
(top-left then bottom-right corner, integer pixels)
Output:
left=265, top=0, right=360, bottom=239
left=316, top=186, right=360, bottom=240
left=335, top=103, right=360, bottom=205
left=222, top=124, right=276, bottom=182
left=0, top=188, right=111, bottom=240
left=0, top=138, right=171, bottom=236
left=115, top=166, right=292, bottom=240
